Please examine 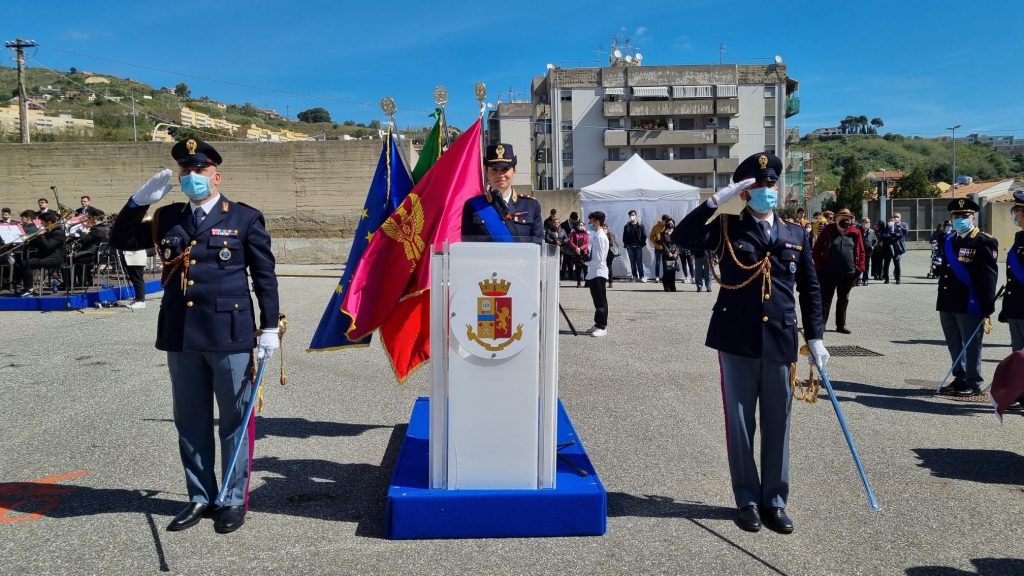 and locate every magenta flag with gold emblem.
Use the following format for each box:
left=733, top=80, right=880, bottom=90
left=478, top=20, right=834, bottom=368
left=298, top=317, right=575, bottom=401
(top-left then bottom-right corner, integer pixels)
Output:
left=341, top=119, right=483, bottom=381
